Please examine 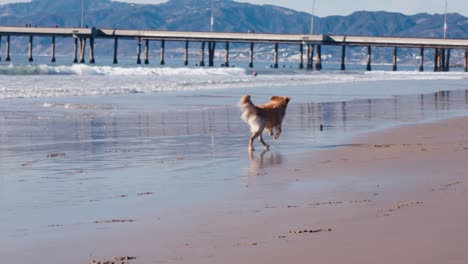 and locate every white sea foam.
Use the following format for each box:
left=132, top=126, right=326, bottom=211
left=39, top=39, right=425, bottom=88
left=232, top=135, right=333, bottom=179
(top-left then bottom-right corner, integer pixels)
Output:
left=41, top=102, right=115, bottom=110
left=0, top=63, right=466, bottom=99
left=0, top=63, right=247, bottom=76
